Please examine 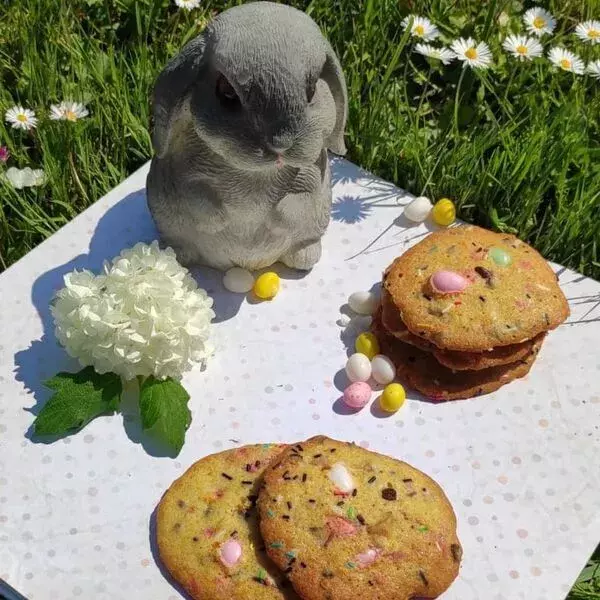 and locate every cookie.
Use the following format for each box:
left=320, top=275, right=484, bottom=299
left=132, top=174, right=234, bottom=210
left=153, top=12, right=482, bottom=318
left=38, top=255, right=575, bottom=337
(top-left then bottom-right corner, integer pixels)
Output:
left=157, top=444, right=299, bottom=600
left=373, top=310, right=538, bottom=401
left=381, top=288, right=544, bottom=370
left=258, top=436, right=462, bottom=600
left=383, top=226, right=569, bottom=351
